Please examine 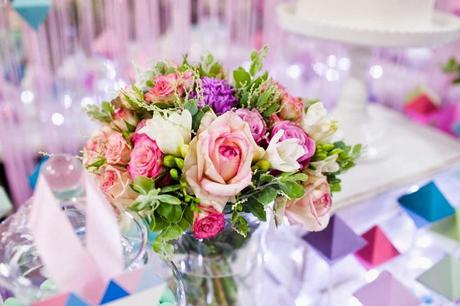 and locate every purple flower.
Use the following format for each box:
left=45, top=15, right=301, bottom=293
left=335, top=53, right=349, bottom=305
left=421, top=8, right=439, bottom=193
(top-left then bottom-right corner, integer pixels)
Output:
left=235, top=108, right=267, bottom=143
left=271, top=121, right=316, bottom=165
left=198, top=77, right=238, bottom=114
